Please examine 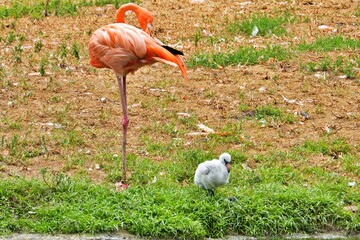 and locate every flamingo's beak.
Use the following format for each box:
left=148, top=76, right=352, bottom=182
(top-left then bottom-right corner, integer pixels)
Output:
left=147, top=22, right=154, bottom=37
